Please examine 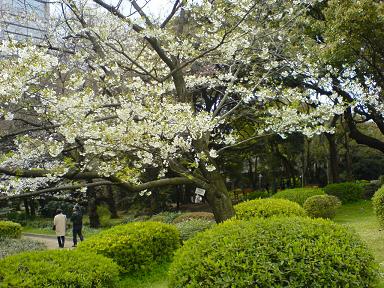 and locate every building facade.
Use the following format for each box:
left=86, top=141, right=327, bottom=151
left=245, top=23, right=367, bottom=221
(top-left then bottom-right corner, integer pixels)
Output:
left=0, top=0, right=49, bottom=41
